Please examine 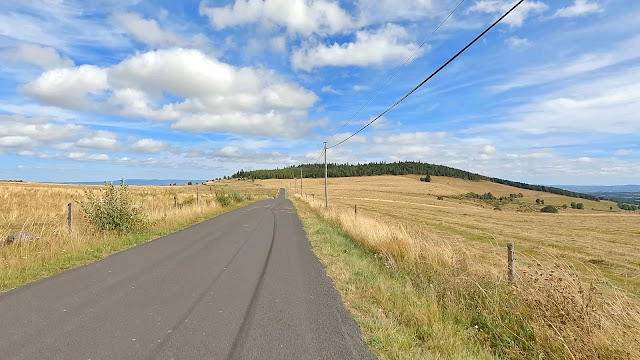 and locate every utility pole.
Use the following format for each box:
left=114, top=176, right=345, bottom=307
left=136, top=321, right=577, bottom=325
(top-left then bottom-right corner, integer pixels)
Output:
left=324, top=142, right=328, bottom=208
left=300, top=168, right=303, bottom=196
